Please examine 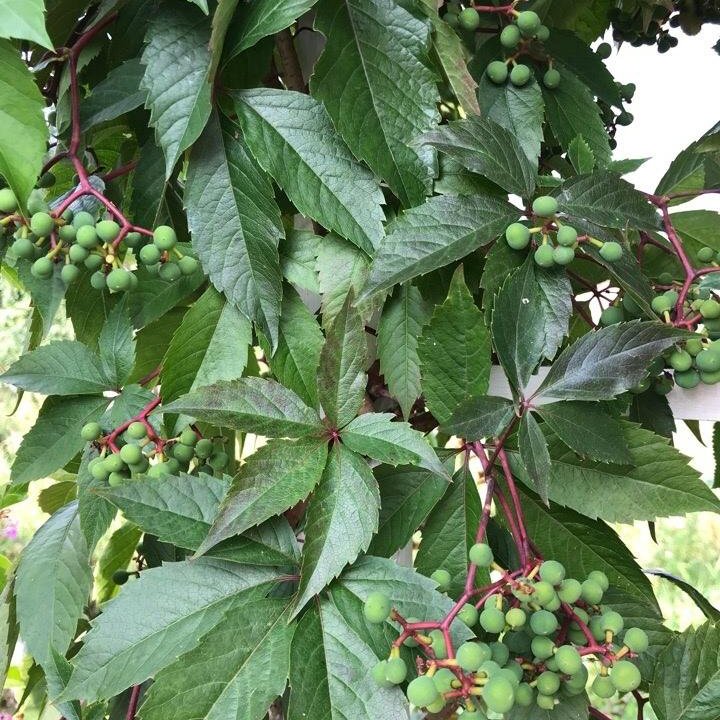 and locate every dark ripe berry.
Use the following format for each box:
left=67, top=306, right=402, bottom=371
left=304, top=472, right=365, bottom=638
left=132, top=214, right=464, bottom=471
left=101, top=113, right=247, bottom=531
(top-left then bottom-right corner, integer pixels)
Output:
left=532, top=196, right=558, bottom=217
left=458, top=7, right=480, bottom=30
left=81, top=422, right=103, bottom=441
left=112, top=570, right=130, bottom=585
left=510, top=64, right=531, bottom=87
left=505, top=222, right=531, bottom=250
left=0, top=187, right=18, bottom=213
left=536, top=24, right=550, bottom=41
left=159, top=261, right=182, bottom=282
left=534, top=244, right=555, bottom=267
left=529, top=609, right=558, bottom=636
left=599, top=241, right=623, bottom=262
left=555, top=645, right=583, bottom=675
left=195, top=438, right=214, bottom=458
left=31, top=256, right=54, bottom=278
left=516, top=10, right=541, bottom=36
left=543, top=68, right=561, bottom=89
left=363, top=591, right=391, bottom=623
left=581, top=578, right=604, bottom=604
left=90, top=270, right=107, bottom=290
left=500, top=24, right=521, bottom=48
left=139, top=243, right=162, bottom=265
left=119, top=444, right=143, bottom=466
left=457, top=642, right=486, bottom=671
left=178, top=255, right=199, bottom=275
left=30, top=212, right=54, bottom=237
left=96, top=220, right=121, bottom=243
left=487, top=60, right=509, bottom=84
left=385, top=657, right=407, bottom=684
left=406, top=676, right=439, bottom=707
left=552, top=245, right=574, bottom=265
left=556, top=225, right=577, bottom=246
left=371, top=660, right=393, bottom=688
left=153, top=225, right=177, bottom=250
left=61, top=264, right=81, bottom=284
left=468, top=542, right=493, bottom=567
left=592, top=674, right=616, bottom=698
left=483, top=676, right=516, bottom=713
left=600, top=306, right=624, bottom=326
left=623, top=627, right=649, bottom=653
left=127, top=421, right=147, bottom=440
left=596, top=42, right=612, bottom=59
left=107, top=268, right=132, bottom=292
left=457, top=603, right=478, bottom=627
left=480, top=607, right=506, bottom=633
left=616, top=110, right=634, bottom=126
left=587, top=569, right=609, bottom=590
left=610, top=661, right=641, bottom=692
left=429, top=629, right=448, bottom=658
left=76, top=225, right=99, bottom=249
left=696, top=349, right=720, bottom=373
left=12, top=237, right=35, bottom=259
